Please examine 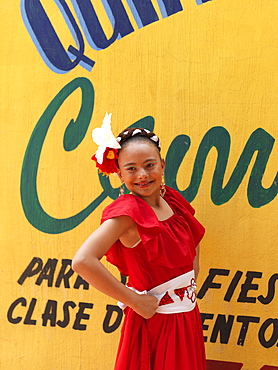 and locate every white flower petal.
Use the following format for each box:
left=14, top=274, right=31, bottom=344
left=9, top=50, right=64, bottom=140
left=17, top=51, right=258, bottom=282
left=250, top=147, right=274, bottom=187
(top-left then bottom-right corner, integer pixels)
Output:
left=95, top=146, right=106, bottom=164
left=102, top=112, right=112, bottom=130
left=92, top=112, right=121, bottom=149
left=92, top=127, right=108, bottom=145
